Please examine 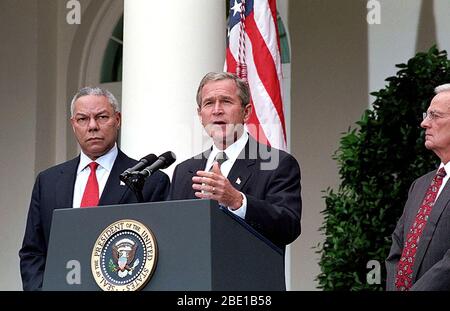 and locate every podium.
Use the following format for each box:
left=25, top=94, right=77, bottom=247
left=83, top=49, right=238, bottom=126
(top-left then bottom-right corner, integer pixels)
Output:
left=42, top=199, right=285, bottom=291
